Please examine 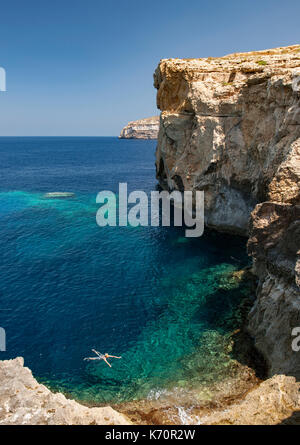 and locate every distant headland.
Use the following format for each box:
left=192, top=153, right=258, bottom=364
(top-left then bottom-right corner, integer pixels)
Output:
left=119, top=116, right=159, bottom=139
